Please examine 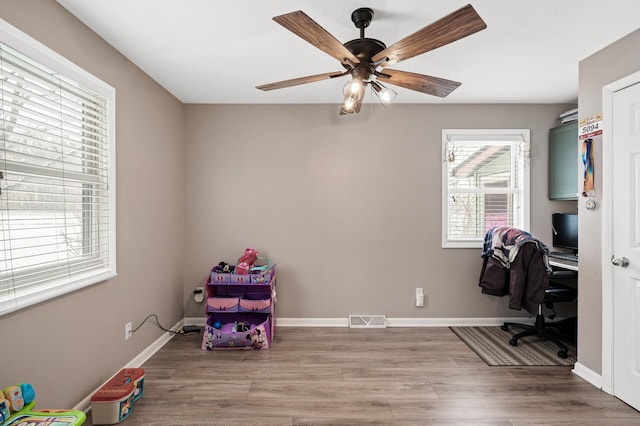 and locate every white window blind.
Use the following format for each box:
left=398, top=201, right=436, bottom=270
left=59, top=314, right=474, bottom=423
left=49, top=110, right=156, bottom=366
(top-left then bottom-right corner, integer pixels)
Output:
left=0, top=21, right=116, bottom=315
left=442, top=129, right=530, bottom=248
